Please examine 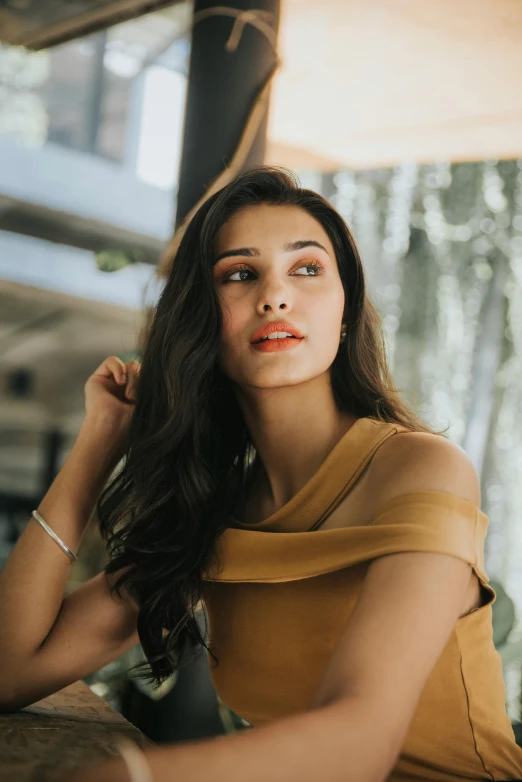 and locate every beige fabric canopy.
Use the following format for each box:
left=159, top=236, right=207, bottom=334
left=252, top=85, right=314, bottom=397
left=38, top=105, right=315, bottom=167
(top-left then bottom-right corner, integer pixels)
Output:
left=2, top=0, right=520, bottom=171
left=265, top=0, right=522, bottom=170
